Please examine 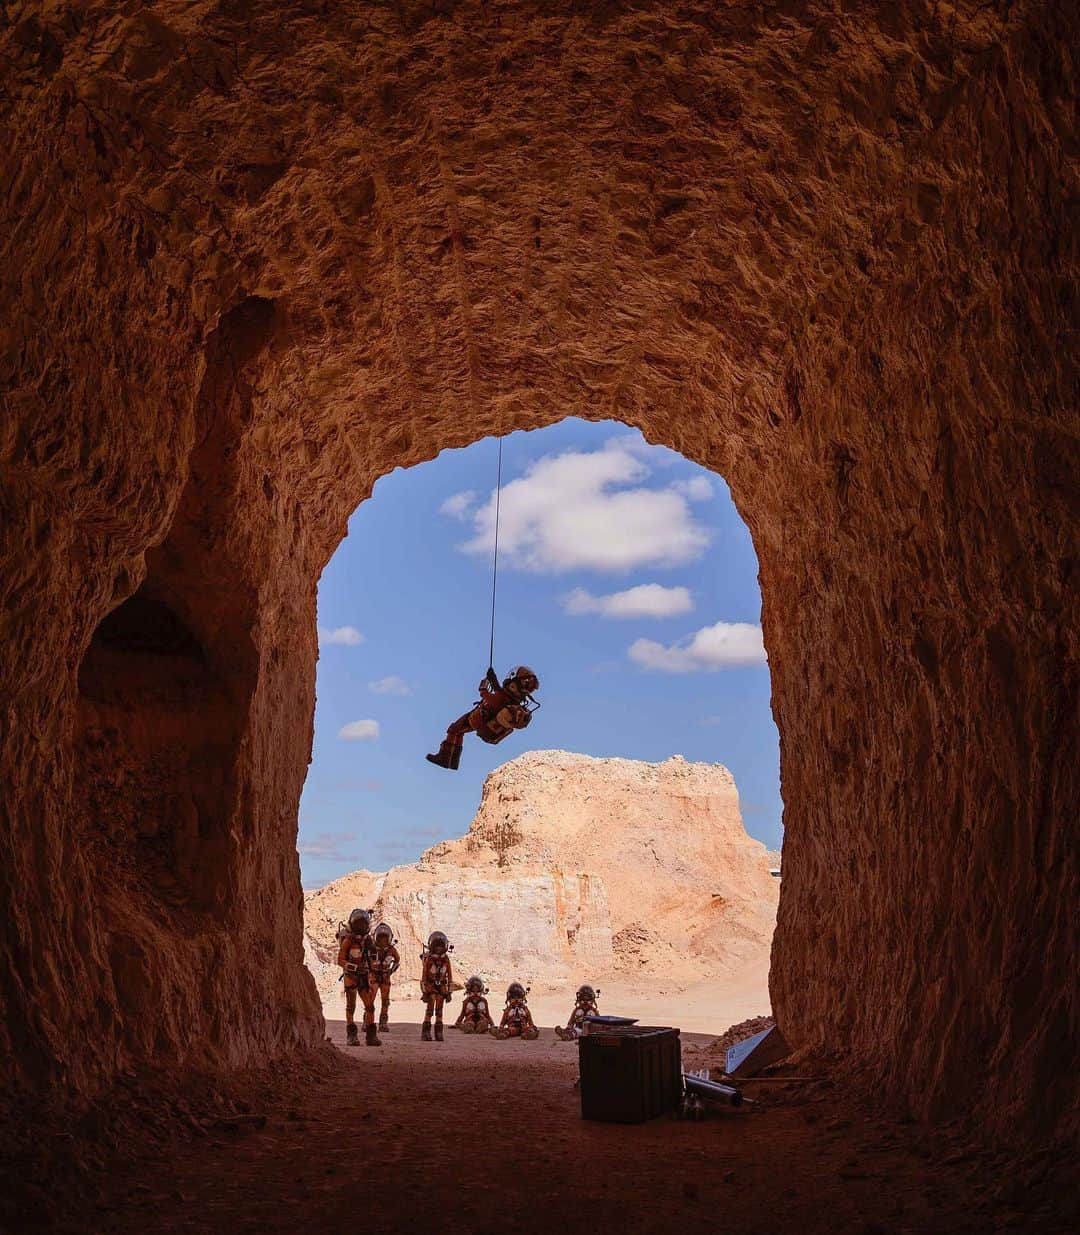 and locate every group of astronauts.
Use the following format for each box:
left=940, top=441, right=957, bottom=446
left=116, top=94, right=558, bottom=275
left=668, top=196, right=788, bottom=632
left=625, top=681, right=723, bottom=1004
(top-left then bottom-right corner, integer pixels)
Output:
left=336, top=907, right=601, bottom=1047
